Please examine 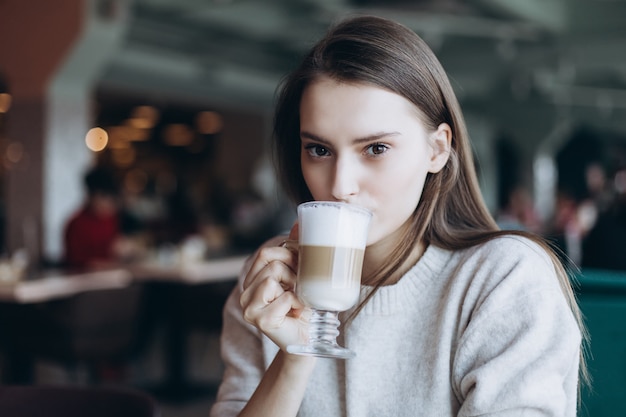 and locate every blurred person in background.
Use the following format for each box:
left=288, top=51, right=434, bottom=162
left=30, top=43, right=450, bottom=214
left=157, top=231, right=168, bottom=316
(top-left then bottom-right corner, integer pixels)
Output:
left=582, top=167, right=626, bottom=271
left=547, top=161, right=614, bottom=267
left=584, top=162, right=613, bottom=215
left=63, top=166, right=138, bottom=269
left=495, top=185, right=542, bottom=233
